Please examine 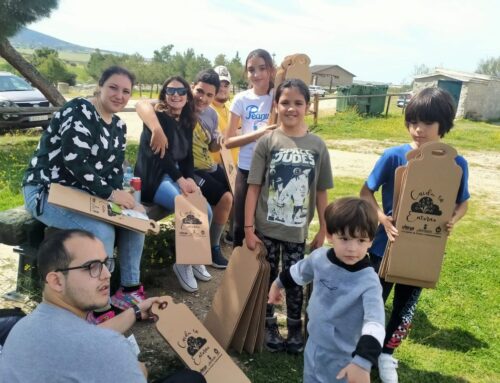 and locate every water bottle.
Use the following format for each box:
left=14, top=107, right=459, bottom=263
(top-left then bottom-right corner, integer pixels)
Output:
left=123, top=166, right=133, bottom=191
